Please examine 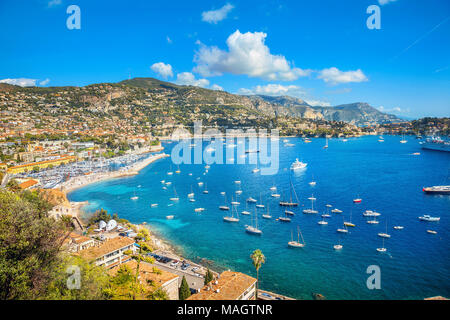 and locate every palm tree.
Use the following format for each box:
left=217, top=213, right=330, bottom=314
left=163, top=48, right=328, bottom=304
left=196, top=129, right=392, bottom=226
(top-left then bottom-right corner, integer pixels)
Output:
left=250, top=249, right=265, bottom=299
